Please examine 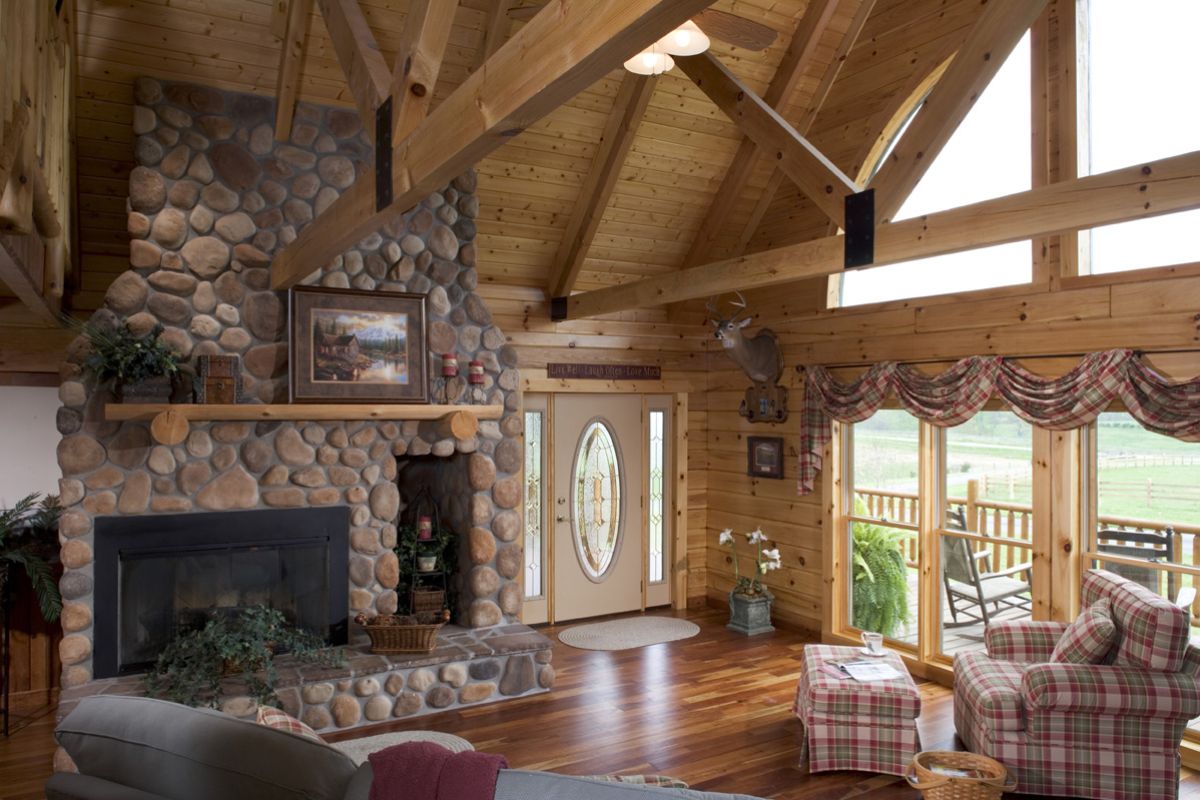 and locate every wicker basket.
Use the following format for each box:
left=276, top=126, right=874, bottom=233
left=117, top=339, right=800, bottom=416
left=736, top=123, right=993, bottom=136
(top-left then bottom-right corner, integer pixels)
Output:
left=362, top=620, right=445, bottom=654
left=905, top=751, right=1015, bottom=800
left=412, top=587, right=446, bottom=614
